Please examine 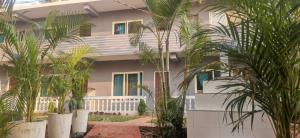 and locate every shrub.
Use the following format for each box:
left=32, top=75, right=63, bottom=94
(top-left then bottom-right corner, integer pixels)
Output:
left=48, top=101, right=55, bottom=113
left=138, top=99, right=146, bottom=116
